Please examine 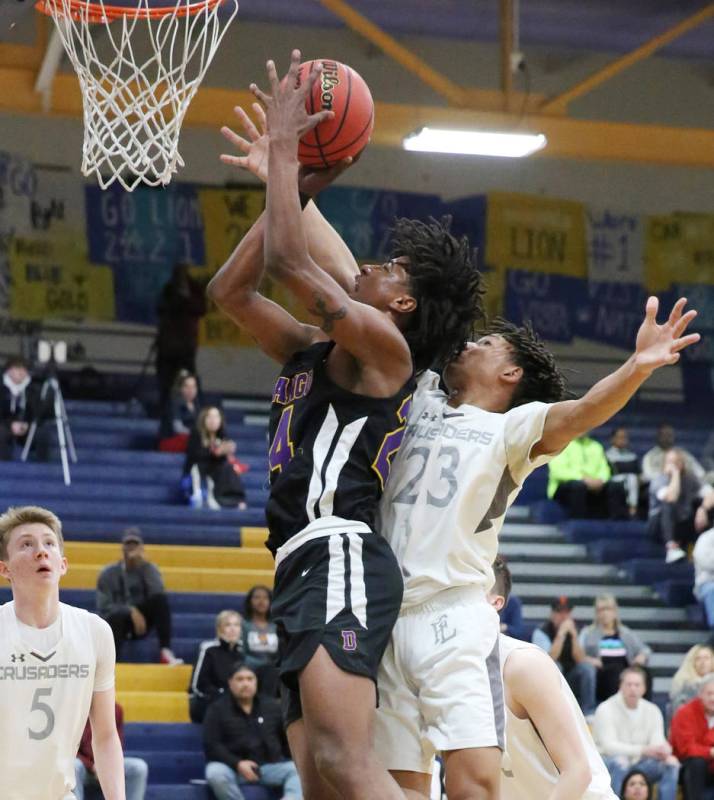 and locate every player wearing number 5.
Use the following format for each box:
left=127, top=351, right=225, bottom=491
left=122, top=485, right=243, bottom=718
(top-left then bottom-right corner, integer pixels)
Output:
left=208, top=52, right=483, bottom=800
left=0, top=506, right=124, bottom=800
